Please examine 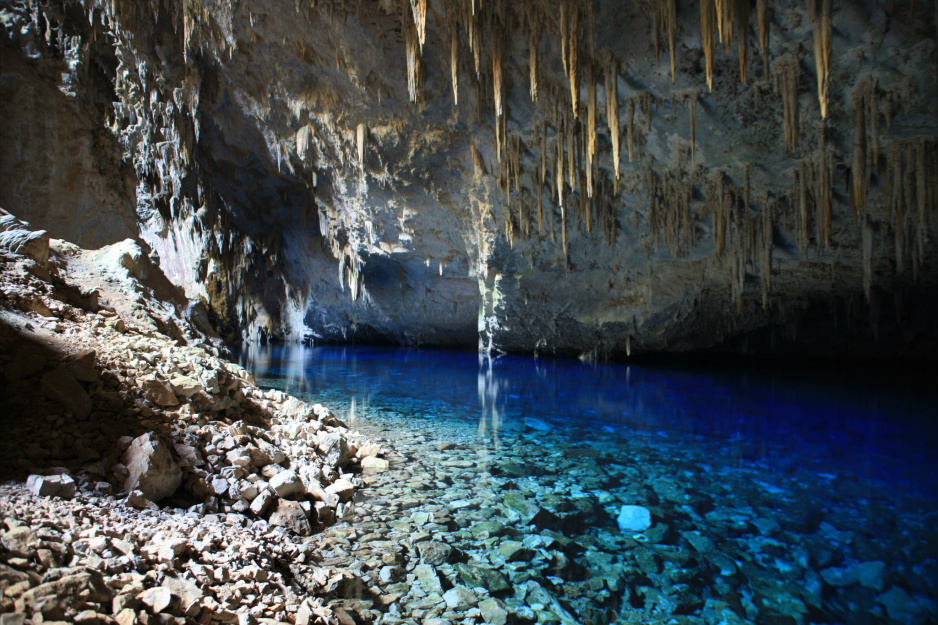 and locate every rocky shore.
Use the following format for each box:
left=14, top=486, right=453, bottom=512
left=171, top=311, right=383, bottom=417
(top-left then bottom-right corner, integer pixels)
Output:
left=0, top=211, right=386, bottom=624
